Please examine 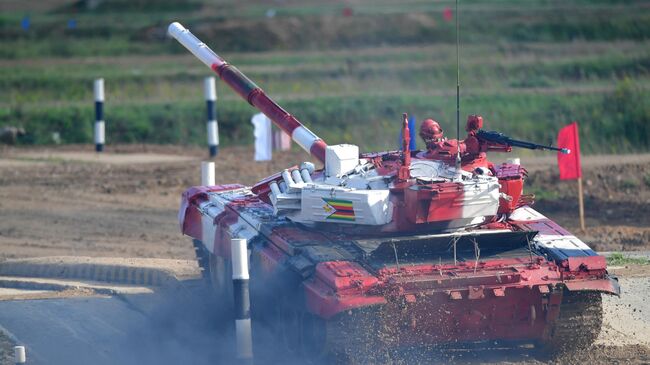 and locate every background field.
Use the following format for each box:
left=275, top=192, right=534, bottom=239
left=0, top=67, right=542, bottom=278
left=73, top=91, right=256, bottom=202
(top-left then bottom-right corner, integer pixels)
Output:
left=1, top=3, right=650, bottom=363
left=1, top=0, right=649, bottom=152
